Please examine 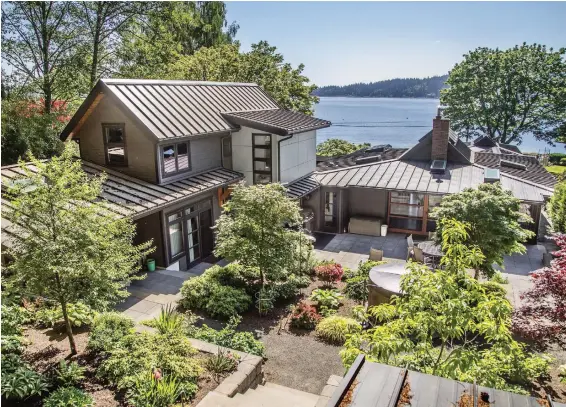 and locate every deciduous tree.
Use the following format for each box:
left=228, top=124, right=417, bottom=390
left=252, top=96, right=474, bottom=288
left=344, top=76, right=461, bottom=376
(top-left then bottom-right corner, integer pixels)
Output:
left=214, top=183, right=304, bottom=290
left=3, top=145, right=153, bottom=354
left=513, top=233, right=566, bottom=350
left=431, top=183, right=534, bottom=278
left=341, top=220, right=549, bottom=393
left=316, top=138, right=370, bottom=157
left=441, top=43, right=566, bottom=145
left=548, top=181, right=566, bottom=233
